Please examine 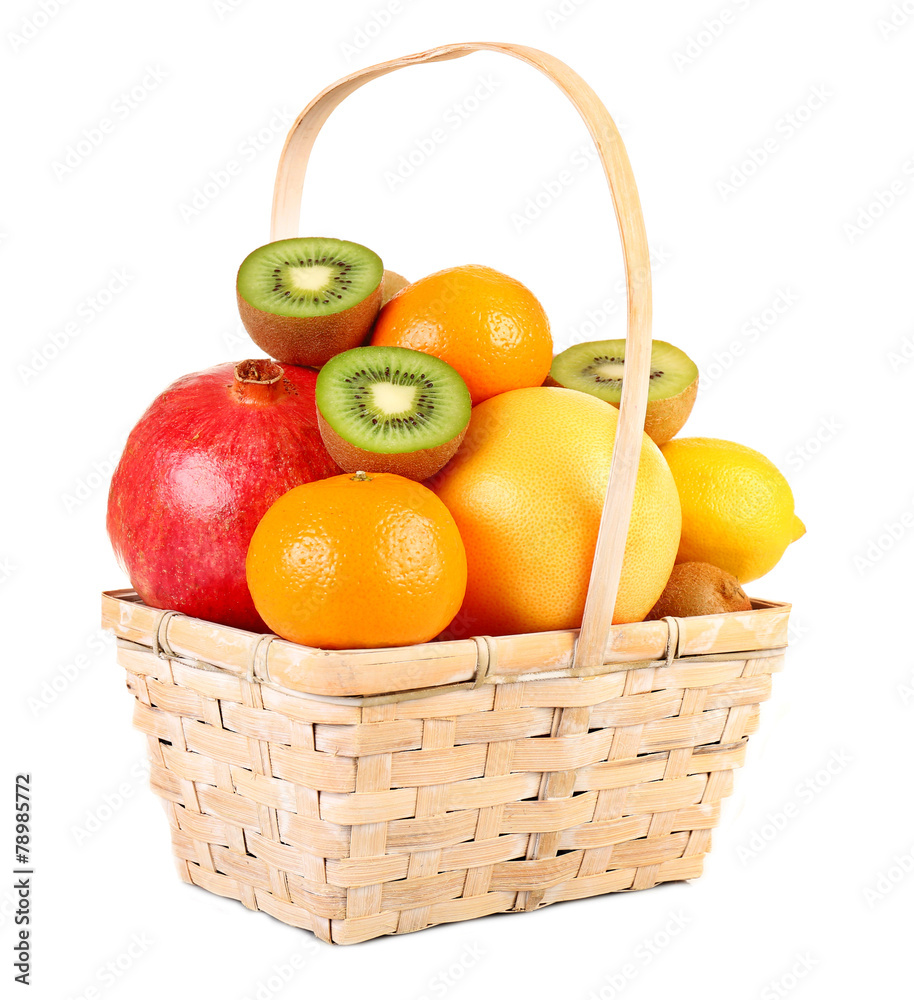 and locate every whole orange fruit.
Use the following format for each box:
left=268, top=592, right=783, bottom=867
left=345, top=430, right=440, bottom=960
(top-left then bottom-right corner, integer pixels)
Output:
left=246, top=472, right=467, bottom=649
left=430, top=387, right=681, bottom=637
left=371, top=264, right=553, bottom=405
